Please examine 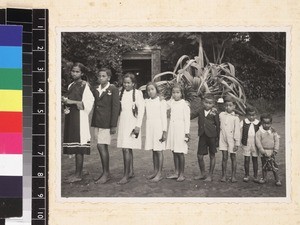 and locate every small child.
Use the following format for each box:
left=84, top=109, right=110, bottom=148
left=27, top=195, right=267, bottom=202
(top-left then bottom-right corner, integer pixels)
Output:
left=219, top=96, right=240, bottom=183
left=166, top=84, right=190, bottom=182
left=255, top=114, right=281, bottom=186
left=191, top=93, right=220, bottom=182
left=144, top=82, right=167, bottom=182
left=240, top=106, right=260, bottom=183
